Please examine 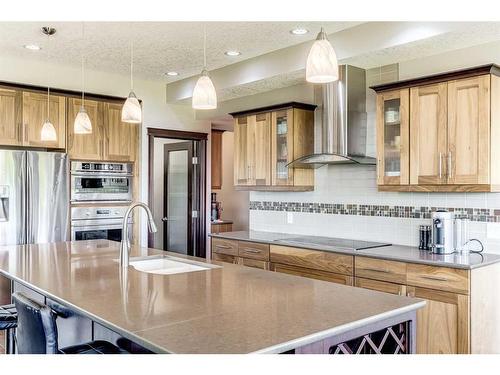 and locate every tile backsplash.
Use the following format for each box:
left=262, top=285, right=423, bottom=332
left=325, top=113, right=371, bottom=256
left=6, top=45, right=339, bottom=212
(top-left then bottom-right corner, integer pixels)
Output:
left=249, top=165, right=500, bottom=253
